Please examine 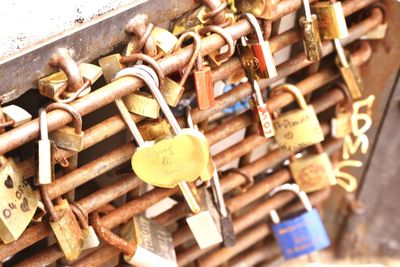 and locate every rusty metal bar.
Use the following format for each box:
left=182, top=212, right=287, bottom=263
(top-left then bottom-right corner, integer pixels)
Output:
left=0, top=2, right=380, bottom=156
left=73, top=244, right=121, bottom=267
left=4, top=43, right=371, bottom=263
left=229, top=243, right=280, bottom=267
left=196, top=189, right=331, bottom=267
